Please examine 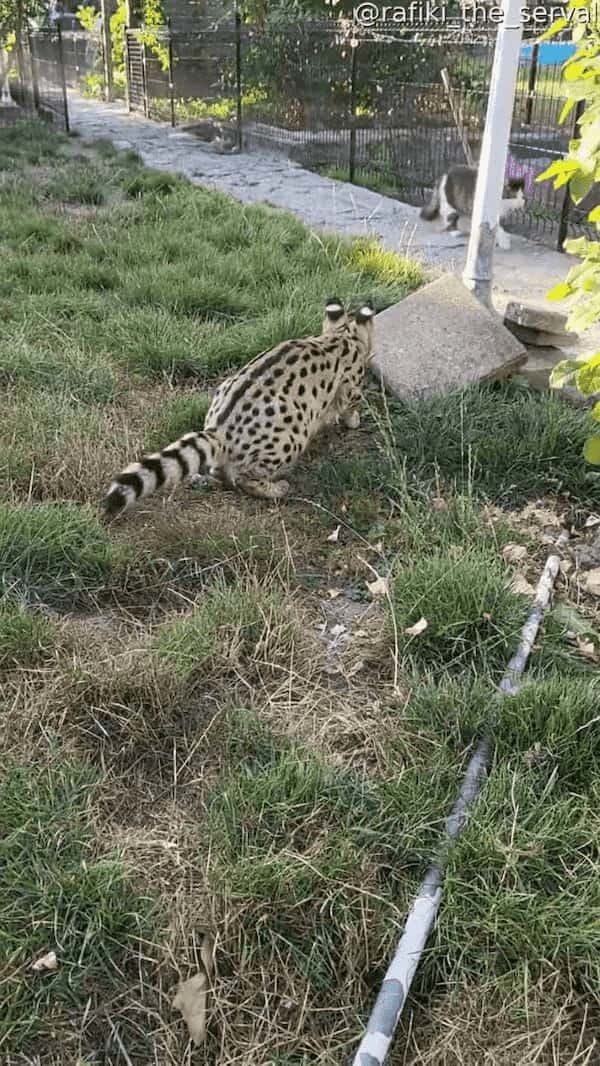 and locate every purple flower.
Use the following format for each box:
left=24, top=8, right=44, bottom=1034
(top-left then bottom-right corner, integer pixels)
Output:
left=505, top=153, right=538, bottom=198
